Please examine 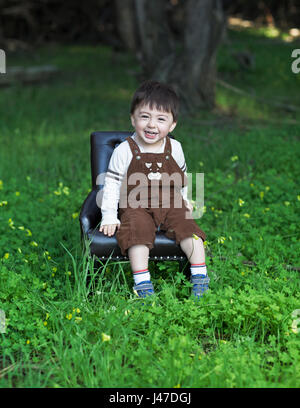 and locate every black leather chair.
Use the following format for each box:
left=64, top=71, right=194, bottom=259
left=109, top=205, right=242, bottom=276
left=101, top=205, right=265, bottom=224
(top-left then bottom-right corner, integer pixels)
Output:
left=79, top=131, right=190, bottom=272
